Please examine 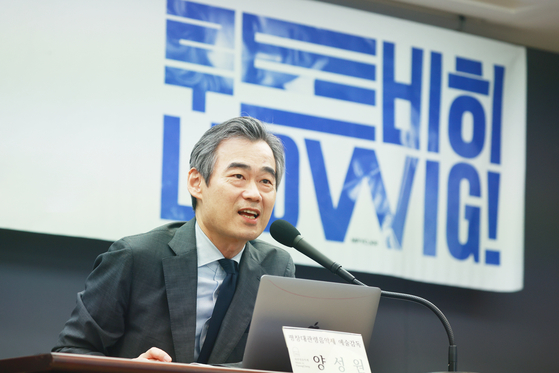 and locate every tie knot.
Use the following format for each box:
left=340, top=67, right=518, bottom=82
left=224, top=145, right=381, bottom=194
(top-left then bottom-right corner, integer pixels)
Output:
left=219, top=258, right=238, bottom=275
